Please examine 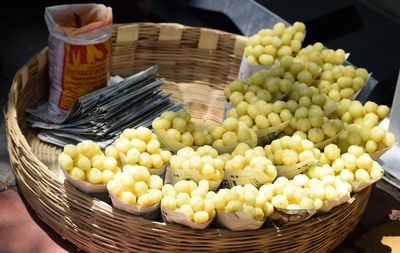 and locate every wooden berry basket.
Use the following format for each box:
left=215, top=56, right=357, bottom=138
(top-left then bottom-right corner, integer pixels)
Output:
left=6, top=23, right=370, bottom=253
